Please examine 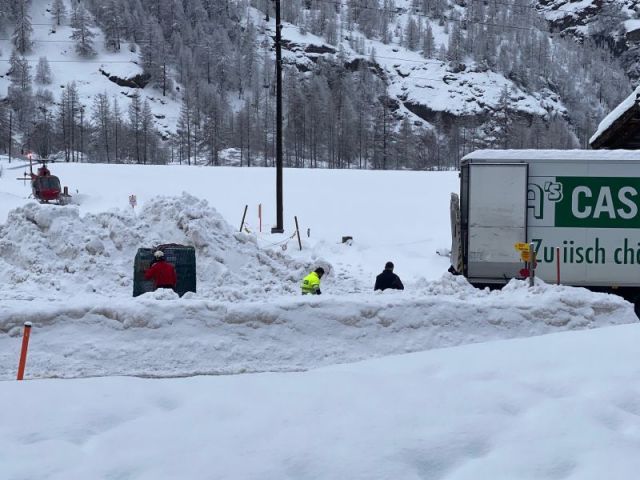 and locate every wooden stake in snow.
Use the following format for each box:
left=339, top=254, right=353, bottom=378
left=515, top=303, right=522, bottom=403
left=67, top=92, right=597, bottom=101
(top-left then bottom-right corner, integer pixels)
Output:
left=239, top=205, right=248, bottom=233
left=556, top=247, right=561, bottom=285
left=295, top=216, right=302, bottom=251
left=529, top=242, right=536, bottom=288
left=17, top=322, right=32, bottom=381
